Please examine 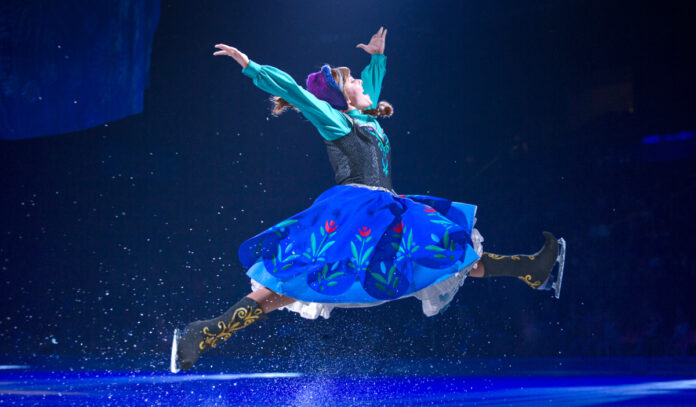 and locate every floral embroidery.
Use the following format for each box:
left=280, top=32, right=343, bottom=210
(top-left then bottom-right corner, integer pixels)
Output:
left=270, top=242, right=300, bottom=274
left=391, top=227, right=420, bottom=262
left=348, top=225, right=375, bottom=273
left=425, top=229, right=457, bottom=261
left=315, top=261, right=344, bottom=291
left=370, top=261, right=400, bottom=296
left=325, top=219, right=338, bottom=233
left=423, top=205, right=456, bottom=229
left=302, top=219, right=339, bottom=264
left=269, top=218, right=298, bottom=237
